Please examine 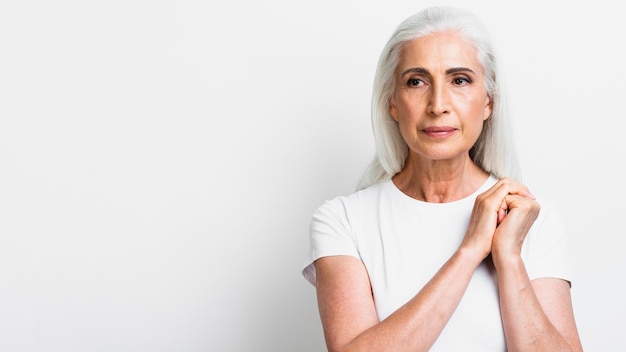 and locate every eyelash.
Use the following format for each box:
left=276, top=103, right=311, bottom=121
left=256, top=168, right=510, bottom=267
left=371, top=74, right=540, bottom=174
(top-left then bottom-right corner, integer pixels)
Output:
left=405, top=77, right=472, bottom=87
left=406, top=78, right=424, bottom=87
left=453, top=77, right=472, bottom=85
